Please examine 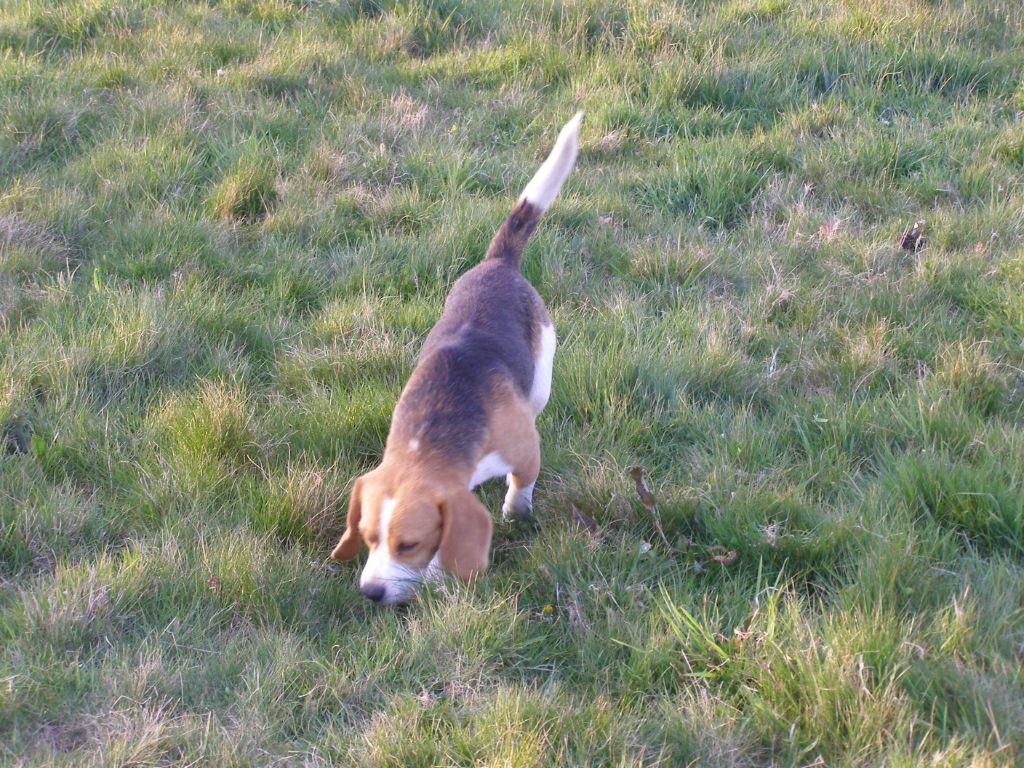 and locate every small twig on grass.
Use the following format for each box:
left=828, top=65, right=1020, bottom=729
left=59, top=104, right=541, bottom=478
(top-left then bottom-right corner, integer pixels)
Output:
left=628, top=468, right=737, bottom=570
left=630, top=467, right=672, bottom=549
